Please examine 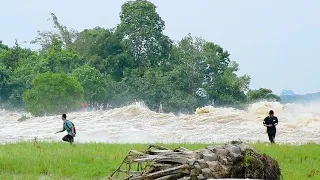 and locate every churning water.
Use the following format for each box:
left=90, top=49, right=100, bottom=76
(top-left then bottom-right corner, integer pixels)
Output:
left=1, top=101, right=319, bottom=144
